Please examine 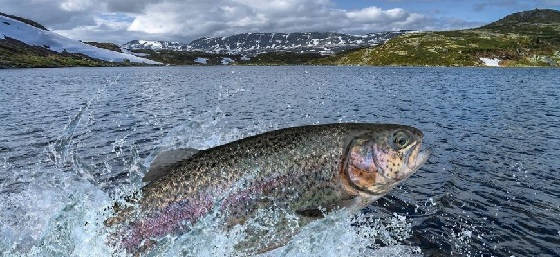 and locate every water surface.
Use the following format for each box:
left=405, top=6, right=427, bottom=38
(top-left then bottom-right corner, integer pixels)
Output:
left=0, top=66, right=559, bottom=256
